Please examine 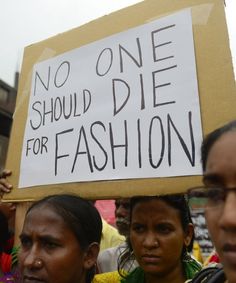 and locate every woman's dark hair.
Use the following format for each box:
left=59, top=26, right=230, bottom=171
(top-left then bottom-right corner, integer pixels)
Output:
left=26, top=194, right=102, bottom=283
left=201, top=120, right=236, bottom=171
left=118, top=194, right=194, bottom=274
